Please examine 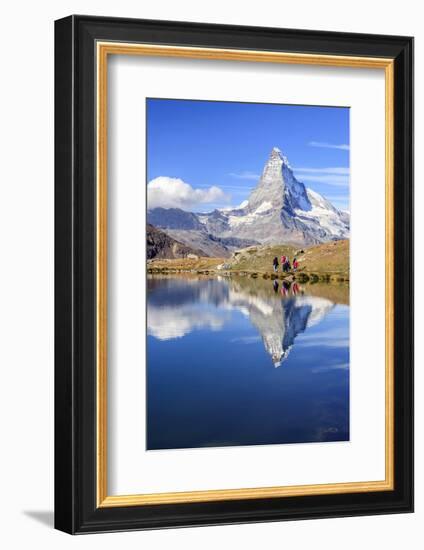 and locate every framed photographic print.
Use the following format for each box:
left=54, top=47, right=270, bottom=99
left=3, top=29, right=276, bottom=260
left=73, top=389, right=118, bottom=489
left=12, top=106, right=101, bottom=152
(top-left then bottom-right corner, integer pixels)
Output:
left=54, top=15, right=414, bottom=534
